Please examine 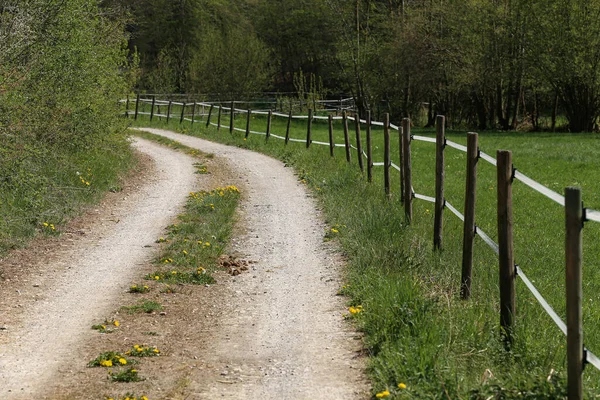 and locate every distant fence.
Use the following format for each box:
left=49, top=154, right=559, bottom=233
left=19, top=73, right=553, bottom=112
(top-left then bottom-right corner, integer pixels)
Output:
left=126, top=96, right=600, bottom=398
